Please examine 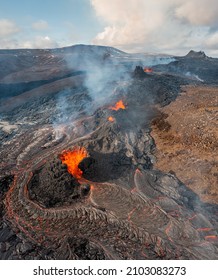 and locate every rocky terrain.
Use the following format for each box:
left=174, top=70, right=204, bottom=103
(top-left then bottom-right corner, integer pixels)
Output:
left=0, top=45, right=217, bottom=259
left=151, top=86, right=218, bottom=204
